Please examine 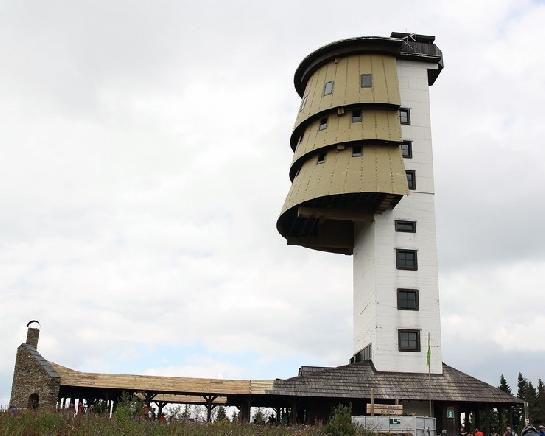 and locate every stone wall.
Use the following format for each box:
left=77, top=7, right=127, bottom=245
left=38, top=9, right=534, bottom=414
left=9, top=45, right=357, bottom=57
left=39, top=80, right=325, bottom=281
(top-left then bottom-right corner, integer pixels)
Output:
left=9, top=343, right=60, bottom=409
